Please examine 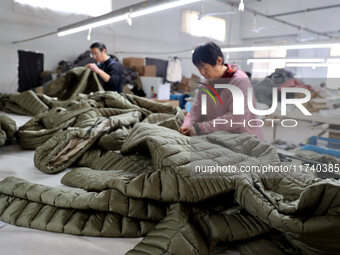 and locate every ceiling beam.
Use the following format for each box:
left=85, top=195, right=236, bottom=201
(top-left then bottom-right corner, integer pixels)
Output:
left=268, top=4, right=340, bottom=18
left=222, top=1, right=337, bottom=39
left=241, top=33, right=298, bottom=41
